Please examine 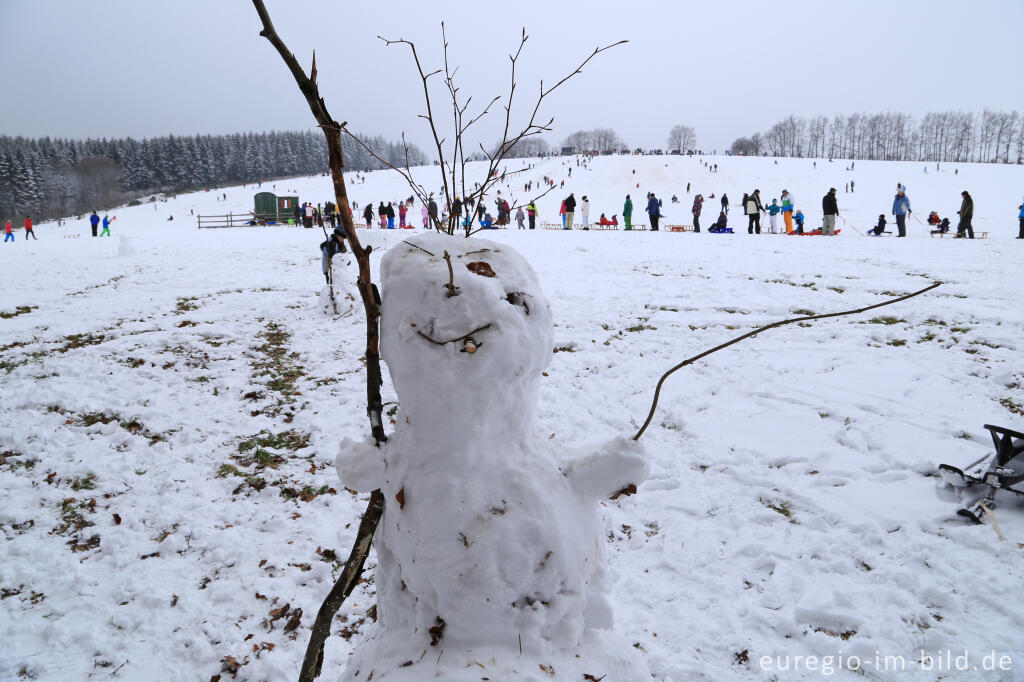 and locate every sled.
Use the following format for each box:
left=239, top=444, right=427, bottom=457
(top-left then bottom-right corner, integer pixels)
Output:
left=791, top=229, right=841, bottom=236
left=592, top=223, right=620, bottom=230
left=541, top=222, right=563, bottom=230
left=939, top=424, right=1024, bottom=524
left=935, top=231, right=989, bottom=239
left=666, top=225, right=693, bottom=232
left=707, top=227, right=733, bottom=234
left=626, top=224, right=648, bottom=231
